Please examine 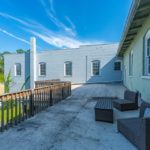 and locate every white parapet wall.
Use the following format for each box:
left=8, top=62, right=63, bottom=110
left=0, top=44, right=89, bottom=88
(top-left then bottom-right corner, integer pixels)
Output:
left=4, top=42, right=122, bottom=93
